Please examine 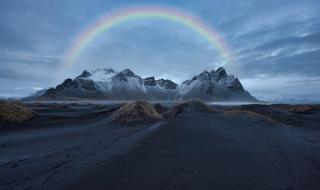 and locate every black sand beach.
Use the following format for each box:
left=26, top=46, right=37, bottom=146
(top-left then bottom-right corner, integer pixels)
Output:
left=1, top=102, right=320, bottom=190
